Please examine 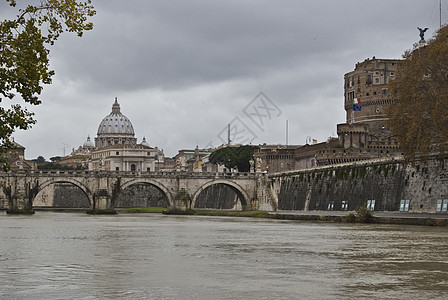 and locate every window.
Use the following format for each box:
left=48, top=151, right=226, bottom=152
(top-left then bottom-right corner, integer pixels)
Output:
left=436, top=199, right=448, bottom=212
left=347, top=91, right=355, bottom=102
left=328, top=202, right=334, bottom=211
left=147, top=167, right=151, bottom=172
left=367, top=200, right=375, bottom=211
left=399, top=200, right=410, bottom=212
left=341, top=201, right=348, bottom=210
left=116, top=167, right=119, bottom=171
left=366, top=92, right=370, bottom=96
left=131, top=164, right=136, bottom=172
left=116, top=151, right=119, bottom=155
